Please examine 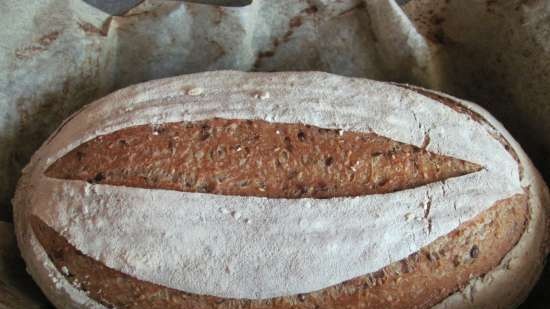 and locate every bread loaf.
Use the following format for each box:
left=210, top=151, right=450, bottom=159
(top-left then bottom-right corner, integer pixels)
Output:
left=13, top=71, right=550, bottom=309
